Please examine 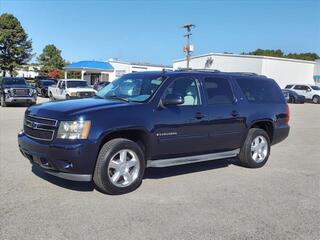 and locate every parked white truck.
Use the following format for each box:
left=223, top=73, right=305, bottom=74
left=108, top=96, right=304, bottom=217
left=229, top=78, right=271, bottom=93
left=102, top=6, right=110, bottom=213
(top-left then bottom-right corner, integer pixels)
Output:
left=48, top=79, right=97, bottom=100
